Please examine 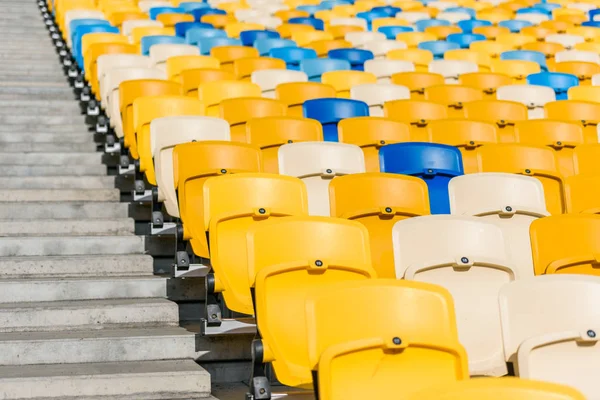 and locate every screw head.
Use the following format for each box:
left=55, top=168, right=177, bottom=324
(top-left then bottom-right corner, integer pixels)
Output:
left=191, top=139, right=197, bottom=142
left=155, top=218, right=161, bottom=223
left=525, top=169, right=531, bottom=174
left=380, top=140, right=386, bottom=145
left=180, top=259, right=186, bottom=264
left=500, top=119, right=505, bottom=123
left=211, top=314, right=217, bottom=319
left=259, top=389, right=266, bottom=395
left=287, top=139, right=293, bottom=143
left=427, top=169, right=433, bottom=173
left=461, top=257, right=469, bottom=264
left=220, top=169, right=227, bottom=174
left=588, top=329, right=596, bottom=338
left=326, top=169, right=332, bottom=174
left=505, top=206, right=513, bottom=212
left=385, top=207, right=392, bottom=213
left=392, top=337, right=402, bottom=345
left=258, top=208, right=266, bottom=214
left=557, top=141, right=562, bottom=145
left=469, top=141, right=475, bottom=145
left=315, top=260, right=323, bottom=267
